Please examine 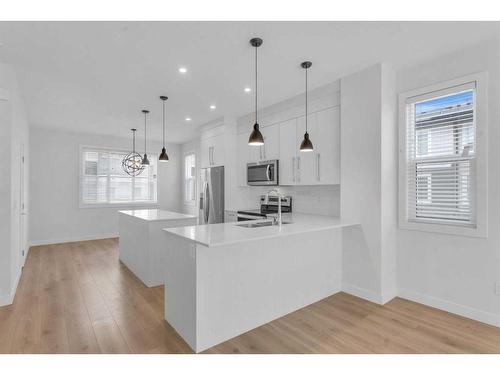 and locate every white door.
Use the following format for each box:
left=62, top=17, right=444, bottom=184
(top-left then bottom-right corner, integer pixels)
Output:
left=278, top=118, right=297, bottom=185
